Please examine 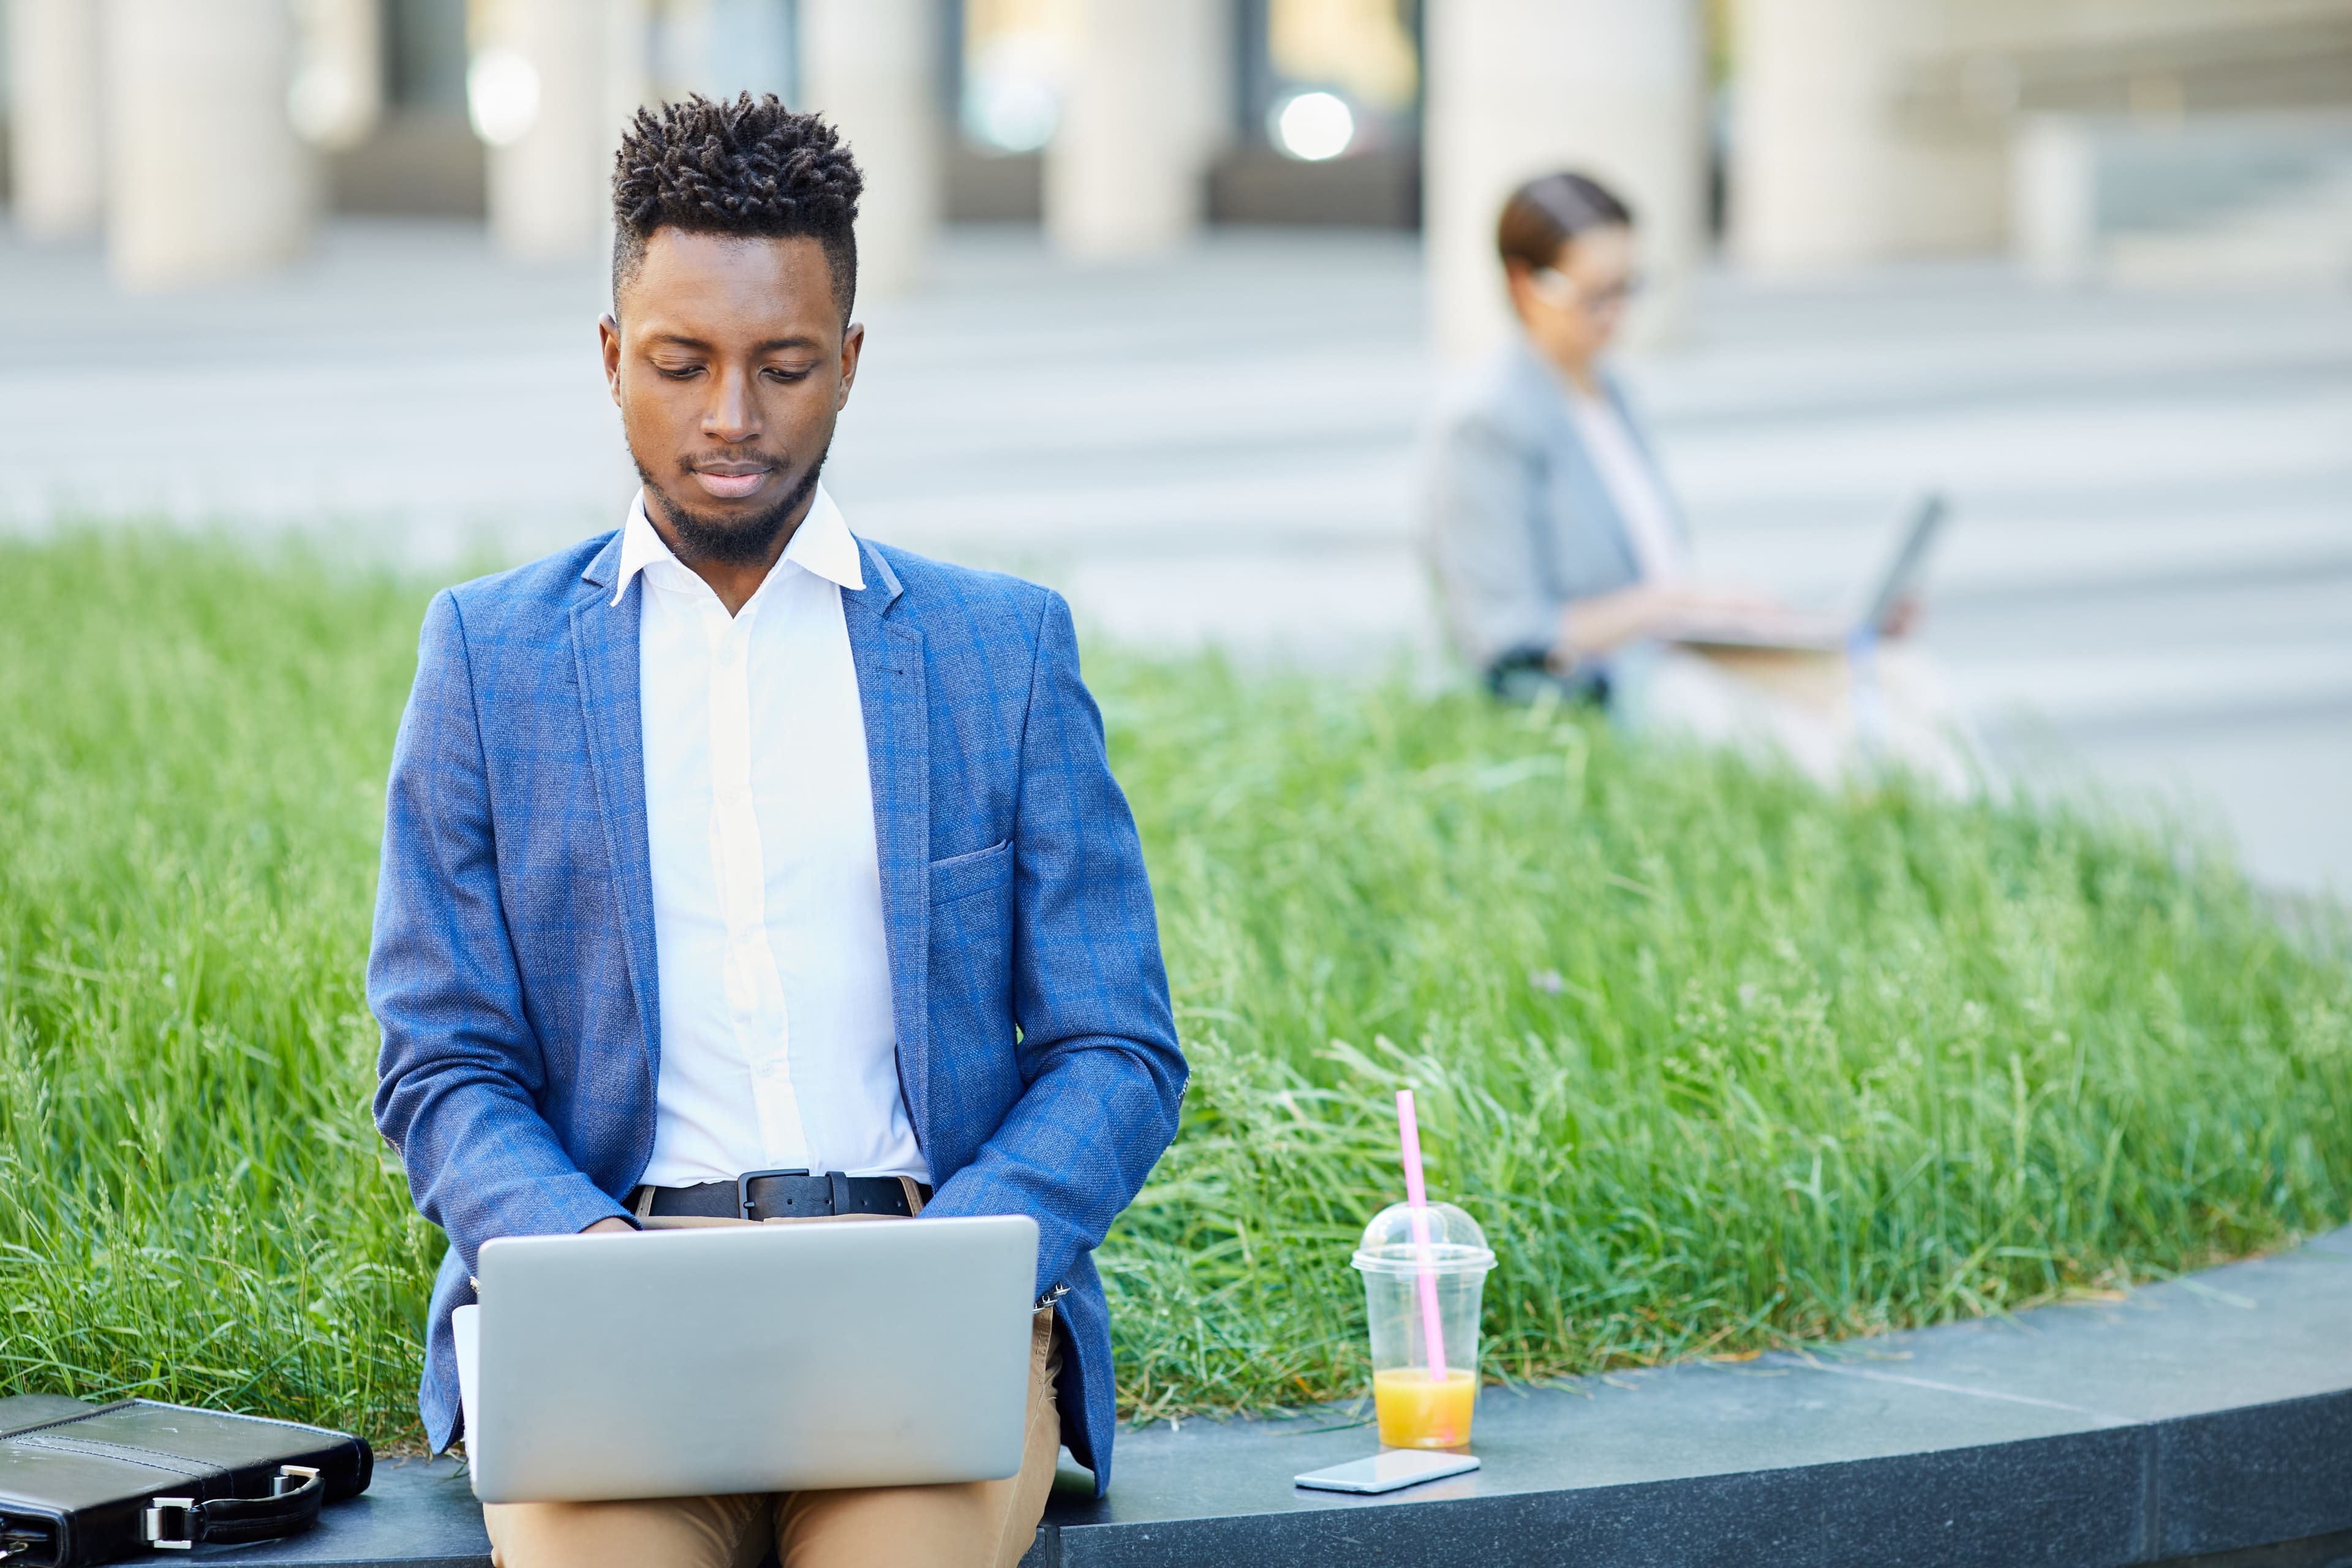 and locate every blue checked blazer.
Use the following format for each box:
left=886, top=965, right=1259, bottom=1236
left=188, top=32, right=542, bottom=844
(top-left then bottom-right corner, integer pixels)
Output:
left=368, top=527, right=1185, bottom=1492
